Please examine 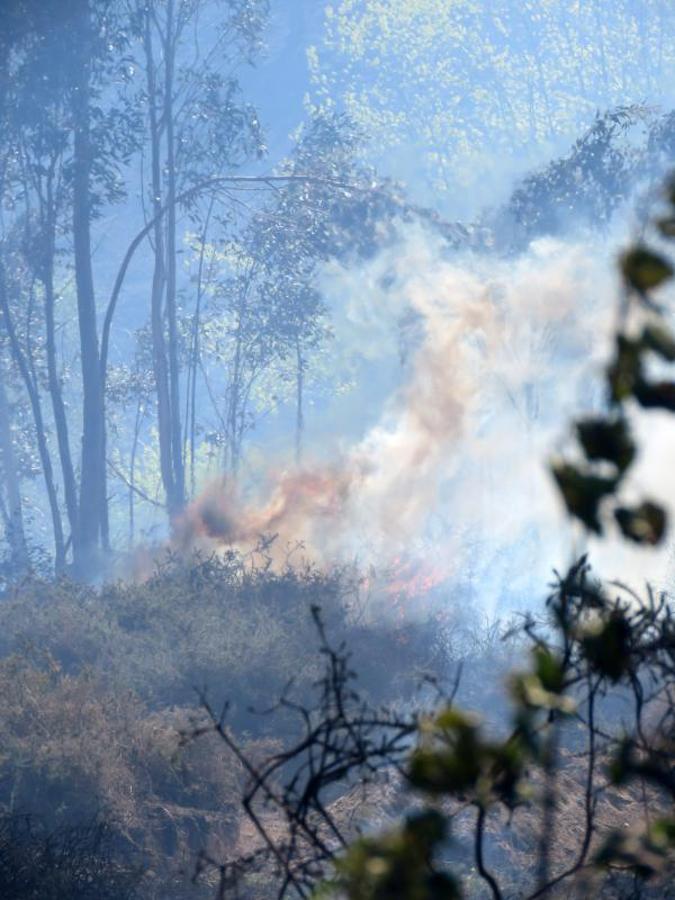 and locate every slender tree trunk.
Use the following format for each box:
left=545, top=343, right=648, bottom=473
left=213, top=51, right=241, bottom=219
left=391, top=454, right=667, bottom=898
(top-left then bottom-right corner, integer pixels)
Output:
left=184, top=197, right=214, bottom=498
left=163, top=0, right=185, bottom=513
left=295, top=336, right=304, bottom=467
left=0, top=357, right=28, bottom=574
left=128, top=399, right=143, bottom=547
left=228, top=324, right=243, bottom=477
left=42, top=209, right=79, bottom=545
left=0, top=259, right=65, bottom=570
left=226, top=266, right=257, bottom=478
left=144, top=9, right=177, bottom=515
left=71, top=0, right=106, bottom=573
